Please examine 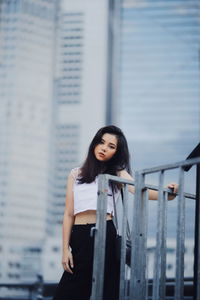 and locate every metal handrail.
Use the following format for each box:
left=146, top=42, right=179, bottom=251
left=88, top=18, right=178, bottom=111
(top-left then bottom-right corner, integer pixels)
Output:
left=138, top=157, right=200, bottom=174
left=90, top=157, right=200, bottom=300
